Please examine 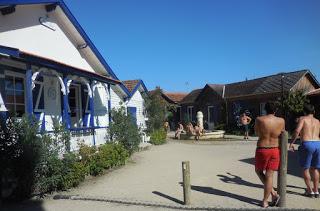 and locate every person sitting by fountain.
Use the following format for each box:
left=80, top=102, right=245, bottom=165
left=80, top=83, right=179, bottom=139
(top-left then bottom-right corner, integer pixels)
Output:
left=175, top=122, right=184, bottom=139
left=163, top=121, right=170, bottom=133
left=194, top=122, right=202, bottom=141
left=186, top=122, right=195, bottom=136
